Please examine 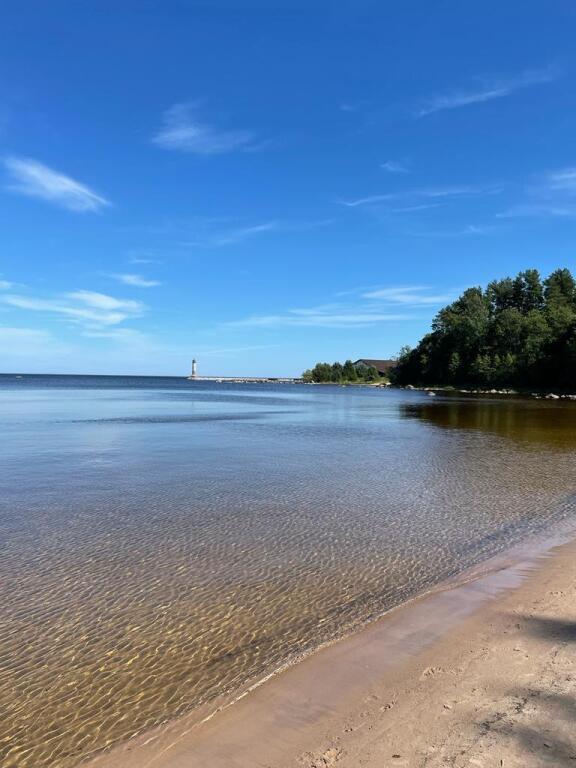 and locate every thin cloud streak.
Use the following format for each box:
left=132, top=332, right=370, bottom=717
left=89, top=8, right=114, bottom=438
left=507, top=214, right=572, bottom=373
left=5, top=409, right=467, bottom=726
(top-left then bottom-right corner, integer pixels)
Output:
left=546, top=167, right=576, bottom=192
left=226, top=282, right=457, bottom=330
left=497, top=166, right=576, bottom=219
left=417, top=66, right=558, bottom=117
left=2, top=290, right=145, bottom=327
left=228, top=311, right=410, bottom=329
left=0, top=327, right=72, bottom=358
left=112, top=273, right=162, bottom=288
left=152, top=103, right=259, bottom=155
left=381, top=160, right=410, bottom=174
left=179, top=220, right=278, bottom=247
left=497, top=204, right=576, bottom=219
left=363, top=285, right=455, bottom=304
left=178, top=217, right=333, bottom=248
left=407, top=224, right=492, bottom=237
left=340, top=185, right=501, bottom=208
left=3, top=156, right=110, bottom=212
